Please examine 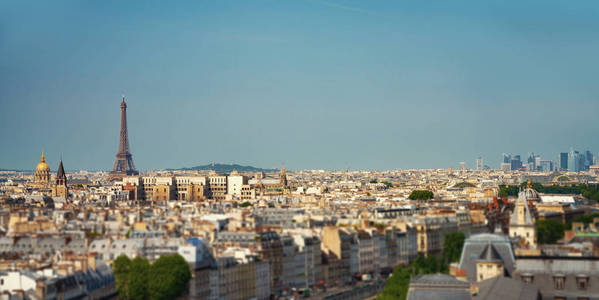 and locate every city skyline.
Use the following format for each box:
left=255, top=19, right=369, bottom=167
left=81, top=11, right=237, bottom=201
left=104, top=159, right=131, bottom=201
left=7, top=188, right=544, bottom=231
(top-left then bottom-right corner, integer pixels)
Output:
left=2, top=1, right=599, bottom=170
